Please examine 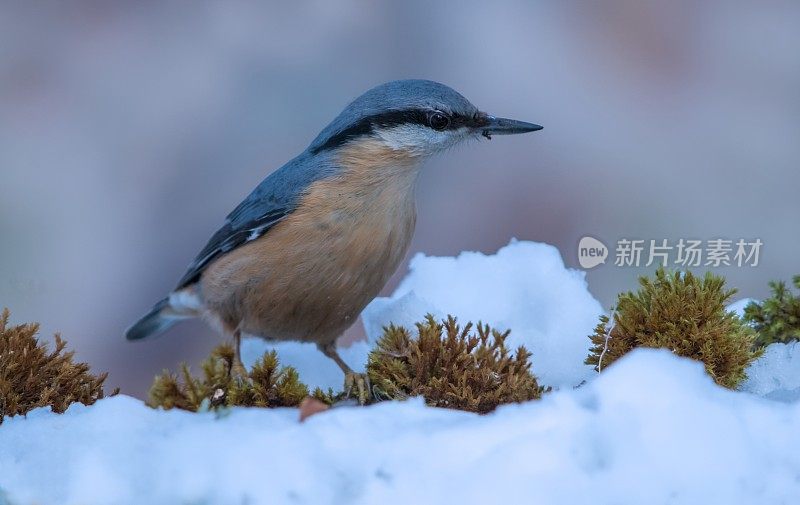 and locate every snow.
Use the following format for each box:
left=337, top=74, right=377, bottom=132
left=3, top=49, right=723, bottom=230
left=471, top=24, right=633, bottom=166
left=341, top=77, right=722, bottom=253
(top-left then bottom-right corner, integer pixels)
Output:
left=242, top=240, right=604, bottom=391
left=727, top=297, right=757, bottom=318
left=741, top=342, right=800, bottom=402
left=727, top=298, right=800, bottom=402
left=362, top=240, right=604, bottom=389
left=4, top=241, right=800, bottom=503
left=2, top=349, right=800, bottom=505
